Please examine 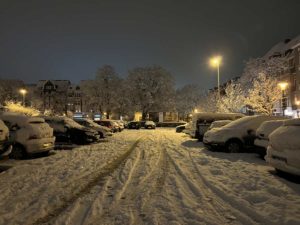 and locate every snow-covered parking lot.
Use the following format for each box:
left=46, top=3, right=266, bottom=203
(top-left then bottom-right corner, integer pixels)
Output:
left=0, top=128, right=299, bottom=225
